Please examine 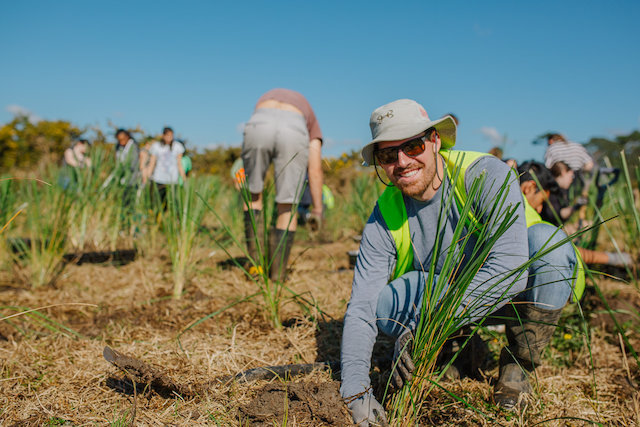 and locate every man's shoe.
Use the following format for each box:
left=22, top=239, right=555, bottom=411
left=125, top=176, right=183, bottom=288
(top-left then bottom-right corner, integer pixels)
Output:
left=493, top=349, right=533, bottom=410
